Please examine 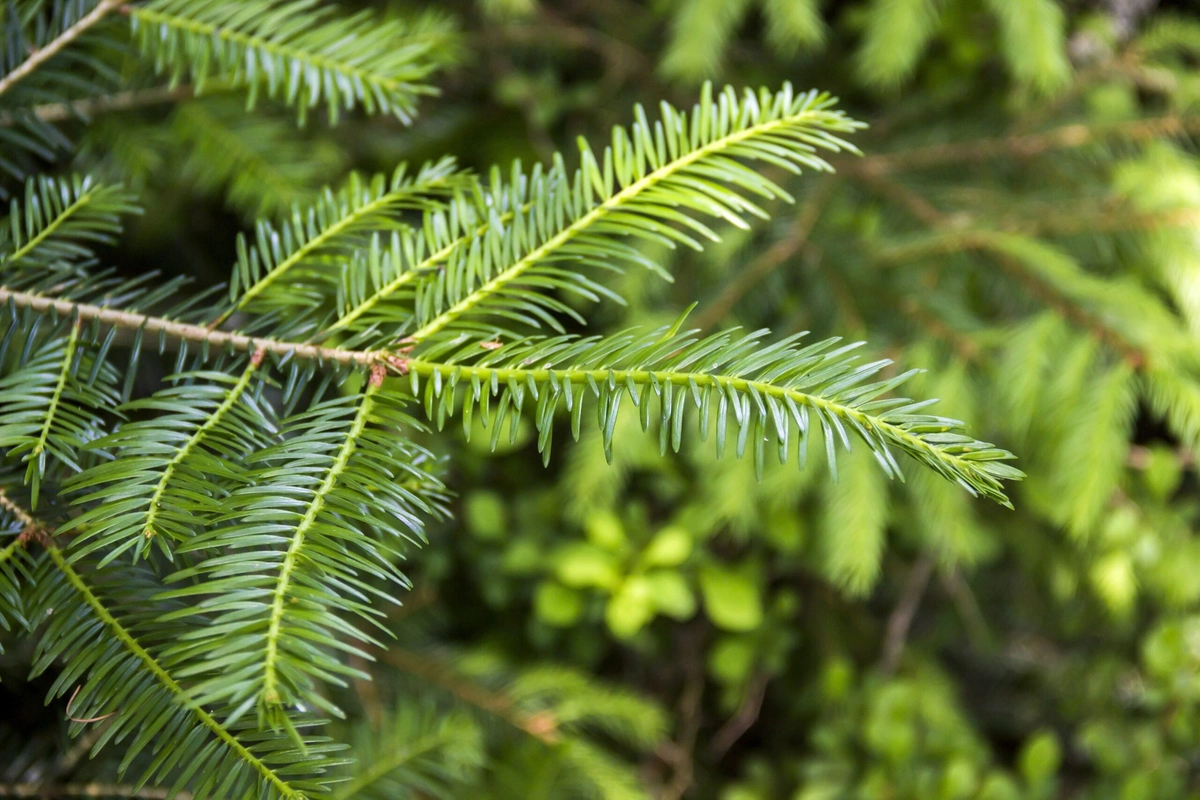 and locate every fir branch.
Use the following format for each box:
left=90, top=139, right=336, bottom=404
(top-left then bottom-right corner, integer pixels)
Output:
left=128, top=0, right=450, bottom=123
left=0, top=324, right=118, bottom=509
left=0, top=286, right=1021, bottom=504
left=1, top=175, right=139, bottom=271
left=217, top=157, right=461, bottom=326
left=397, top=322, right=1022, bottom=505
left=260, top=378, right=379, bottom=710
left=141, top=357, right=262, bottom=540
left=157, top=381, right=443, bottom=730
left=407, top=85, right=859, bottom=341
left=0, top=0, right=124, bottom=99
left=42, top=545, right=308, bottom=798
left=4, top=190, right=93, bottom=266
